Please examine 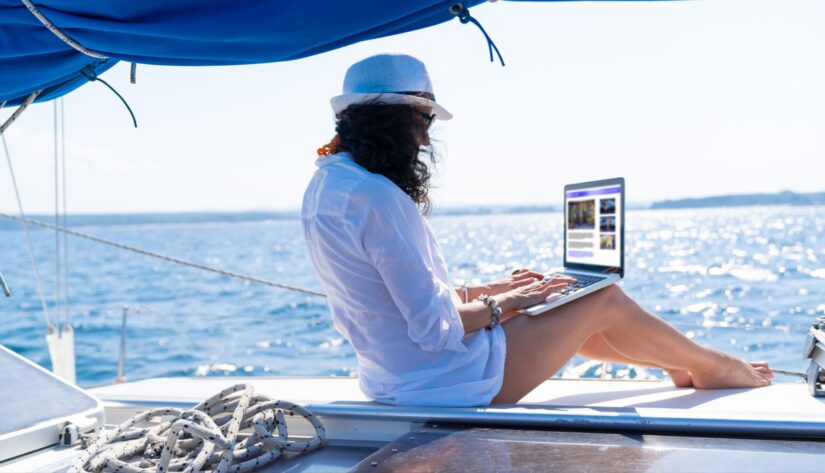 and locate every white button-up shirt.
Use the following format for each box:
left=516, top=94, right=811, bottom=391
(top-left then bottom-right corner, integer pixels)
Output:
left=301, top=152, right=506, bottom=406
